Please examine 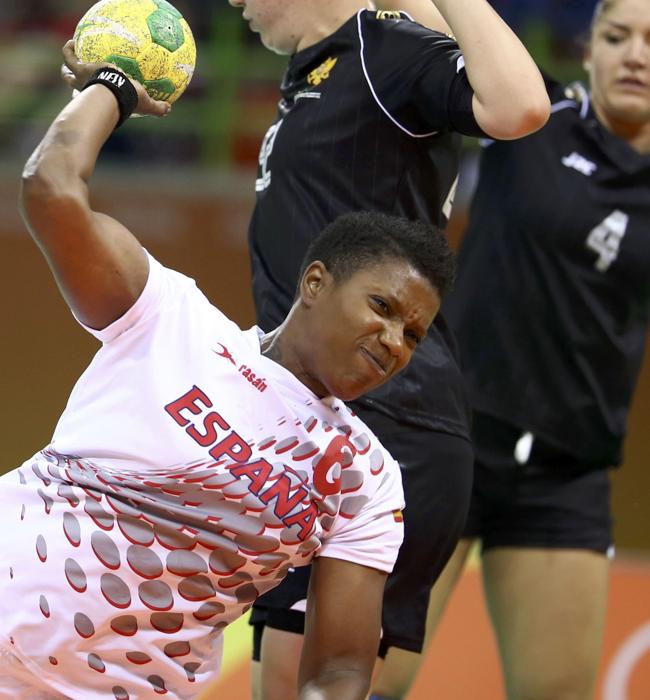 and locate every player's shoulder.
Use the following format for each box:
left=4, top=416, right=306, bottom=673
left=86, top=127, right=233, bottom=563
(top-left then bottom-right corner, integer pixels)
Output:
left=150, top=253, right=245, bottom=340
left=358, top=7, right=453, bottom=43
left=360, top=7, right=415, bottom=28
left=542, top=70, right=591, bottom=121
